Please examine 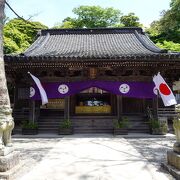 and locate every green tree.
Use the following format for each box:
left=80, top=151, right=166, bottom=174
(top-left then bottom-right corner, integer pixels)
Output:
left=54, top=17, right=76, bottom=29
left=3, top=18, right=48, bottom=54
left=56, top=6, right=121, bottom=28
left=147, top=0, right=180, bottom=51
left=120, top=13, right=142, bottom=27
left=156, top=40, right=180, bottom=52
left=159, top=0, right=180, bottom=36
